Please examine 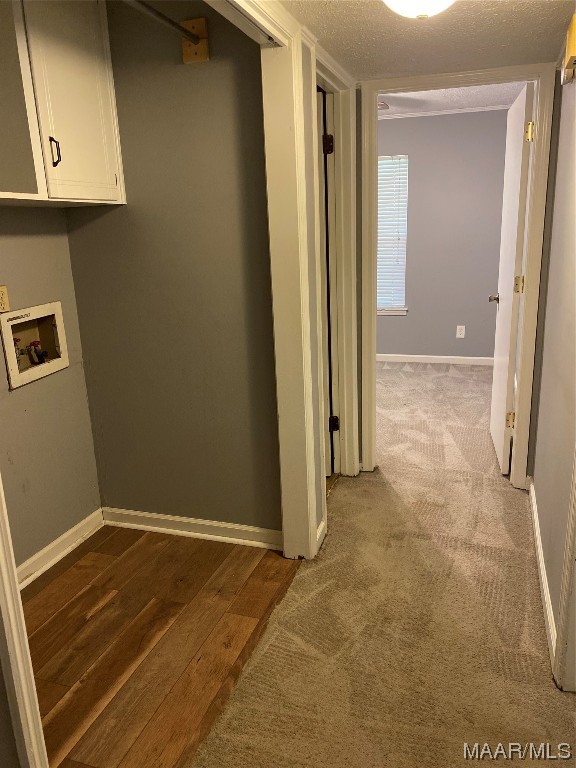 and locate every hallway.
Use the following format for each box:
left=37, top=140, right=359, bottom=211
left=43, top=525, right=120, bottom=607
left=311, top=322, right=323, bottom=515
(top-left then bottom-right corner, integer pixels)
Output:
left=192, top=363, right=575, bottom=767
